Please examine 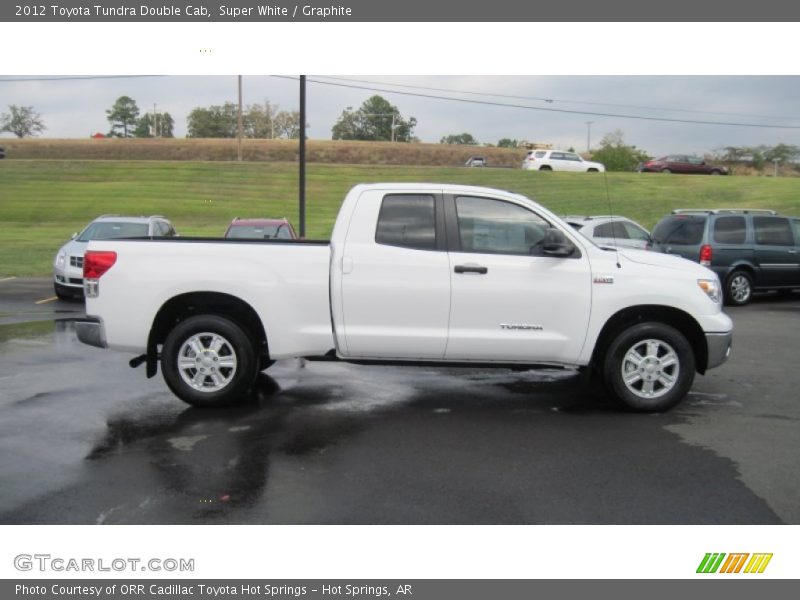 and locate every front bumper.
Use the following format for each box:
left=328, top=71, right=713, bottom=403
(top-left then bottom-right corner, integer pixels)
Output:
left=75, top=318, right=107, bottom=348
left=705, top=331, right=732, bottom=370
left=53, top=265, right=84, bottom=289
